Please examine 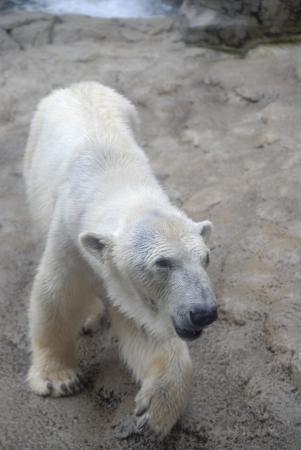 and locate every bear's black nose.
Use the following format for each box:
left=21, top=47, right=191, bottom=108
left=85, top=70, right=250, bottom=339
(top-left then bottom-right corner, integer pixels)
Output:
left=189, top=304, right=218, bottom=328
